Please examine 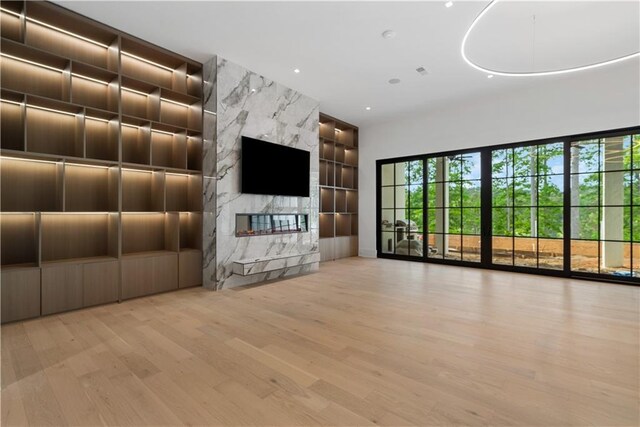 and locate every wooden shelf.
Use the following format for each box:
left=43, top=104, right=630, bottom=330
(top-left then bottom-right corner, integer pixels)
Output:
left=64, top=163, right=118, bottom=212
left=121, top=213, right=178, bottom=255
left=70, top=62, right=118, bottom=112
left=0, top=212, right=38, bottom=267
left=1, top=156, right=63, bottom=211
left=24, top=1, right=118, bottom=71
left=0, top=3, right=24, bottom=42
left=318, top=113, right=359, bottom=259
left=0, top=92, right=25, bottom=151
left=122, top=169, right=165, bottom=212
left=40, top=213, right=118, bottom=262
left=0, top=1, right=204, bottom=322
left=179, top=212, right=202, bottom=250
left=1, top=38, right=70, bottom=102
